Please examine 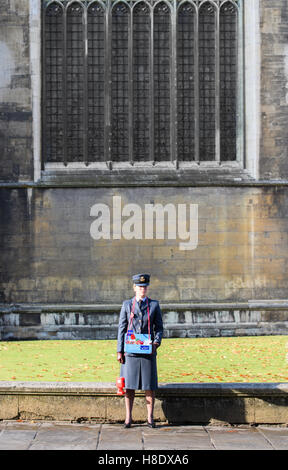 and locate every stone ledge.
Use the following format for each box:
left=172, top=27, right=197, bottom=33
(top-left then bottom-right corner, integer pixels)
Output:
left=3, top=179, right=288, bottom=188
left=1, top=382, right=288, bottom=425
left=0, top=381, right=288, bottom=396
left=2, top=300, right=288, bottom=312
left=1, top=321, right=288, bottom=341
left=2, top=302, right=288, bottom=340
